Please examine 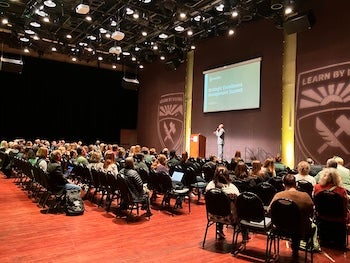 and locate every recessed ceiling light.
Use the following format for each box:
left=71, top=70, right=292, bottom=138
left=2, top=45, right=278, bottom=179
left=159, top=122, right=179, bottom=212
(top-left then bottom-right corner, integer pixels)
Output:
left=24, top=29, right=35, bottom=34
left=35, top=10, right=48, bottom=17
left=126, top=8, right=134, bottom=15
left=76, top=4, right=90, bottom=15
left=159, top=33, right=168, bottom=39
left=99, top=28, right=107, bottom=34
left=216, top=4, right=224, bottom=12
left=175, top=26, right=184, bottom=32
left=44, top=0, right=56, bottom=8
left=194, top=15, right=202, bottom=22
left=111, top=31, right=125, bottom=41
left=19, top=37, right=30, bottom=42
left=30, top=21, right=41, bottom=28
